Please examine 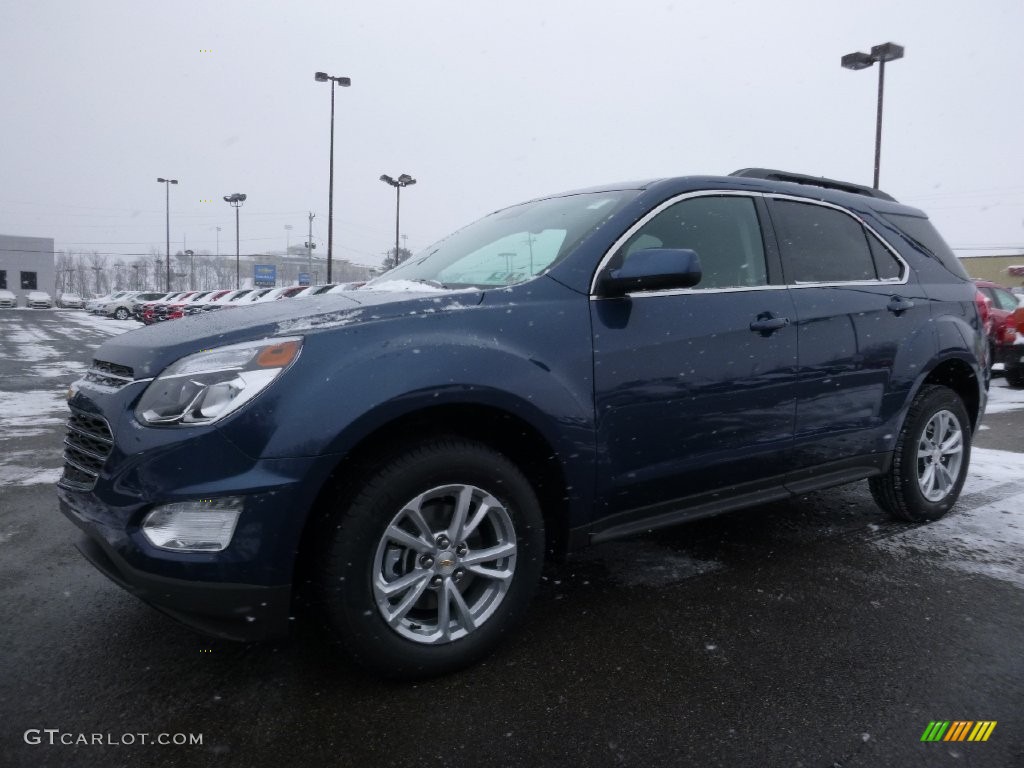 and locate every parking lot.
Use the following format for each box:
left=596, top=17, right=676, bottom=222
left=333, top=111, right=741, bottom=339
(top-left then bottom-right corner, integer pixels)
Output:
left=1, top=309, right=1022, bottom=768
